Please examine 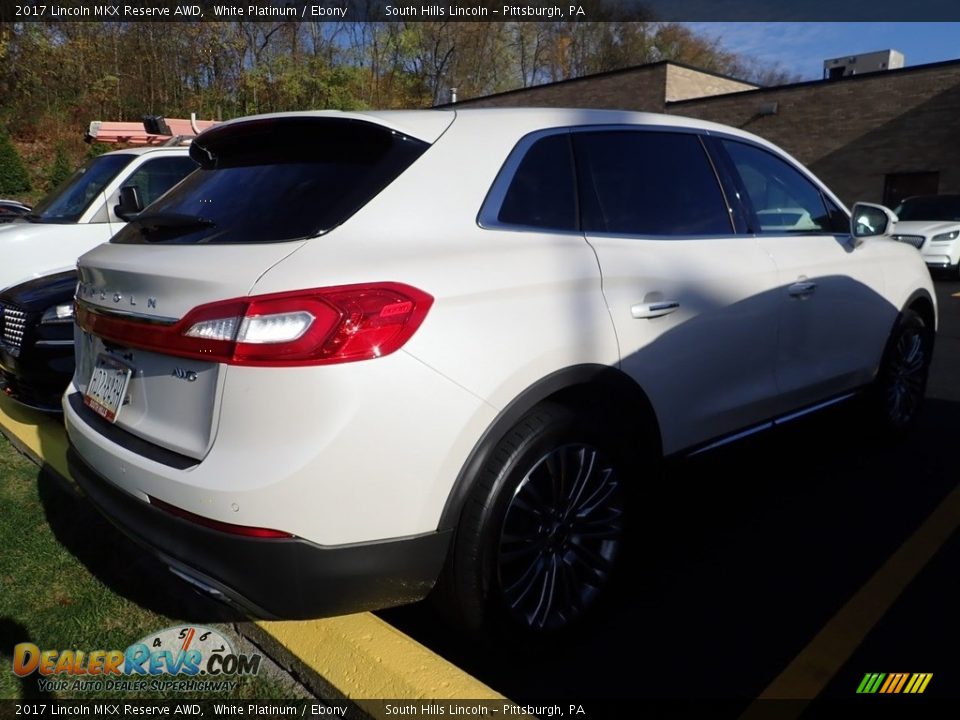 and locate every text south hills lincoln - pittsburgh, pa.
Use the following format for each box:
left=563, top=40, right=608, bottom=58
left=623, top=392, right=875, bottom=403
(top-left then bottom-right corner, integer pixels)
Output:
left=385, top=5, right=587, bottom=18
